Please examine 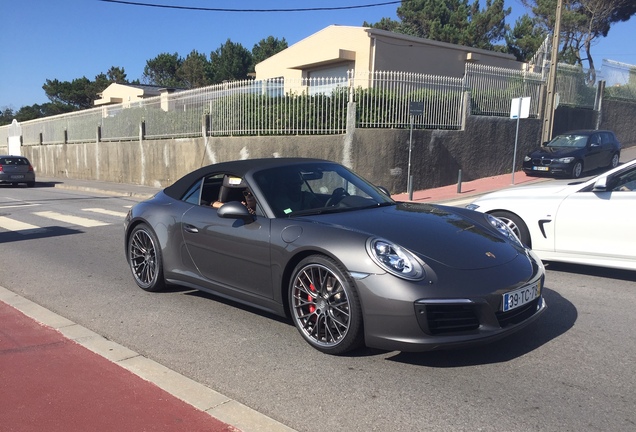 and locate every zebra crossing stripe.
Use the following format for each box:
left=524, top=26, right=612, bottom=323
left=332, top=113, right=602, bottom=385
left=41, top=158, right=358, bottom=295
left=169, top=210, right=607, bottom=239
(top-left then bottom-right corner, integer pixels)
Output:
left=33, top=211, right=109, bottom=228
left=0, top=216, right=46, bottom=234
left=82, top=208, right=128, bottom=218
